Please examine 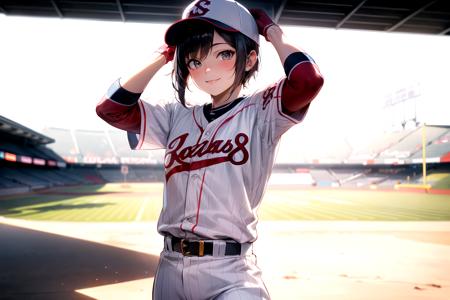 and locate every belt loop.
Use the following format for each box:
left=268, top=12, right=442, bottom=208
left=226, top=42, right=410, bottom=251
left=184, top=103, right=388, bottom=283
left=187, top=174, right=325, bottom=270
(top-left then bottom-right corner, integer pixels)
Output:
left=164, top=236, right=172, bottom=251
left=240, top=243, right=252, bottom=256
left=219, top=240, right=227, bottom=256
left=212, top=240, right=219, bottom=256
